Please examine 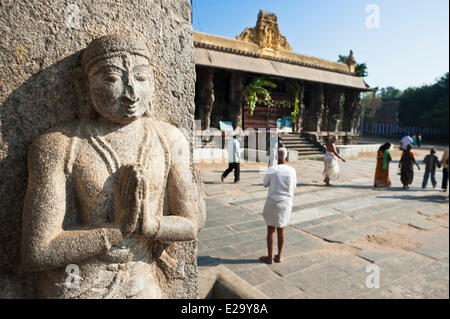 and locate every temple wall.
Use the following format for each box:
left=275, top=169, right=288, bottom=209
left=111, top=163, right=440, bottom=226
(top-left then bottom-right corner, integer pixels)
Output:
left=0, top=0, right=198, bottom=298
